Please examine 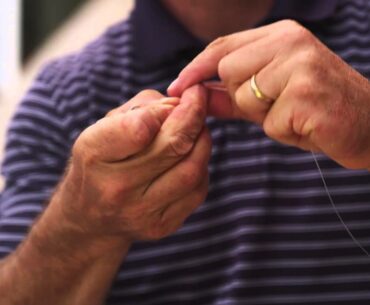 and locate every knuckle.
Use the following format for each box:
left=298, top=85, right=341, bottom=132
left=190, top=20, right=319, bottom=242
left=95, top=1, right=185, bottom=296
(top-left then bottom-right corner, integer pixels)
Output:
left=206, top=35, right=229, bottom=50
left=71, top=139, right=83, bottom=161
left=103, top=180, right=133, bottom=203
left=280, top=19, right=312, bottom=44
left=124, top=116, right=153, bottom=148
left=263, top=116, right=279, bottom=139
left=167, top=132, right=195, bottom=157
left=291, top=76, right=316, bottom=100
left=136, top=89, right=163, bottom=100
left=189, top=101, right=206, bottom=121
left=296, top=46, right=320, bottom=67
left=263, top=111, right=295, bottom=142
left=179, top=162, right=203, bottom=189
left=279, top=19, right=301, bottom=29
left=218, top=56, right=232, bottom=81
left=296, top=48, right=324, bottom=82
left=146, top=222, right=172, bottom=240
left=193, top=183, right=209, bottom=205
left=292, top=27, right=312, bottom=44
left=73, top=130, right=99, bottom=166
left=106, top=109, right=117, bottom=117
left=87, top=172, right=135, bottom=207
